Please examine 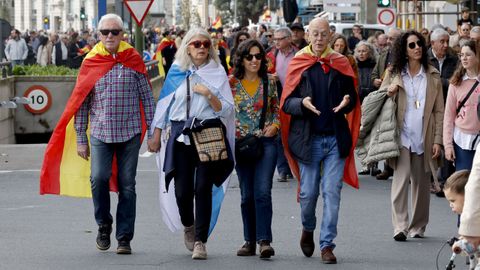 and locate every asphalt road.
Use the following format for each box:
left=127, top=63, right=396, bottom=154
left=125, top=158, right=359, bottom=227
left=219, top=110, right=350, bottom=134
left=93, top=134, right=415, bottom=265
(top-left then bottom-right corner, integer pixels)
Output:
left=0, top=143, right=461, bottom=270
